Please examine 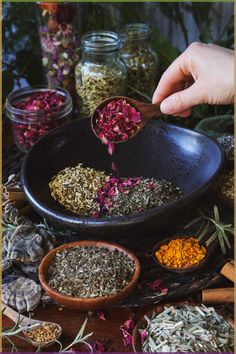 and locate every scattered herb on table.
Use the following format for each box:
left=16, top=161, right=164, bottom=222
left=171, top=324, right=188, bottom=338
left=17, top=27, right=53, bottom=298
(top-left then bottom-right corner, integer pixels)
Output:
left=140, top=305, right=234, bottom=352
left=221, top=170, right=234, bottom=200
left=155, top=237, right=206, bottom=269
left=47, top=246, right=135, bottom=298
